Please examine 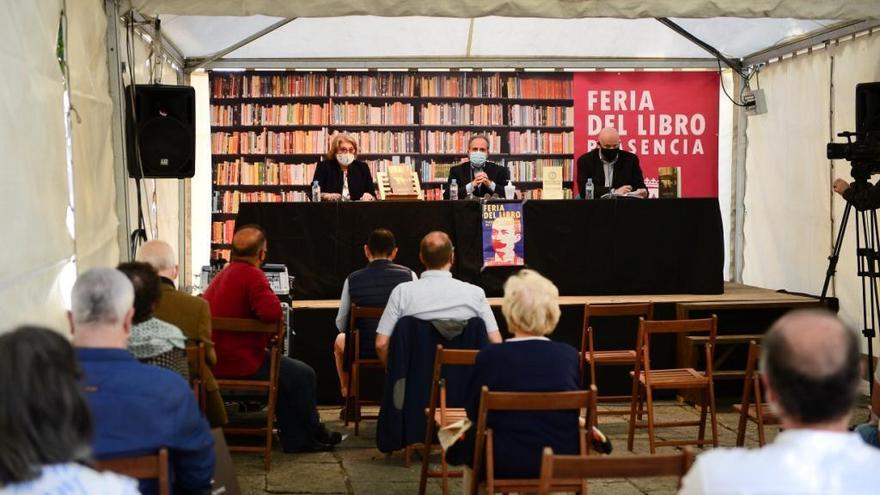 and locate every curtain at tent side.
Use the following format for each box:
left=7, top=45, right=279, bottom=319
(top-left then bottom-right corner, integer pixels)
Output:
left=742, top=53, right=832, bottom=294
left=190, top=71, right=212, bottom=290
left=828, top=33, right=880, bottom=353
left=0, top=0, right=74, bottom=331
left=68, top=0, right=120, bottom=272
